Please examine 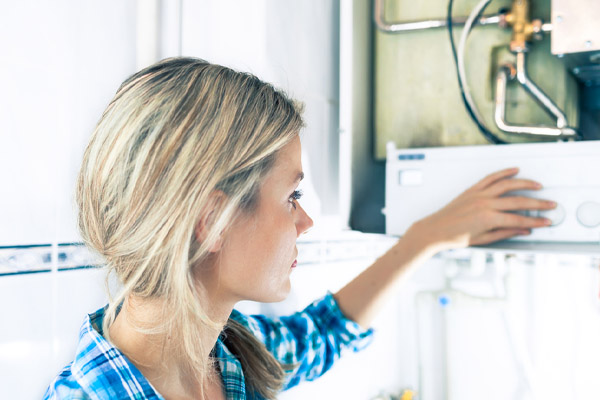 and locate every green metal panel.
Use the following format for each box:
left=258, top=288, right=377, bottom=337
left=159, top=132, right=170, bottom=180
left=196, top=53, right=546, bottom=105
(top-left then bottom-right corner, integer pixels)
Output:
left=374, top=0, right=579, bottom=159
